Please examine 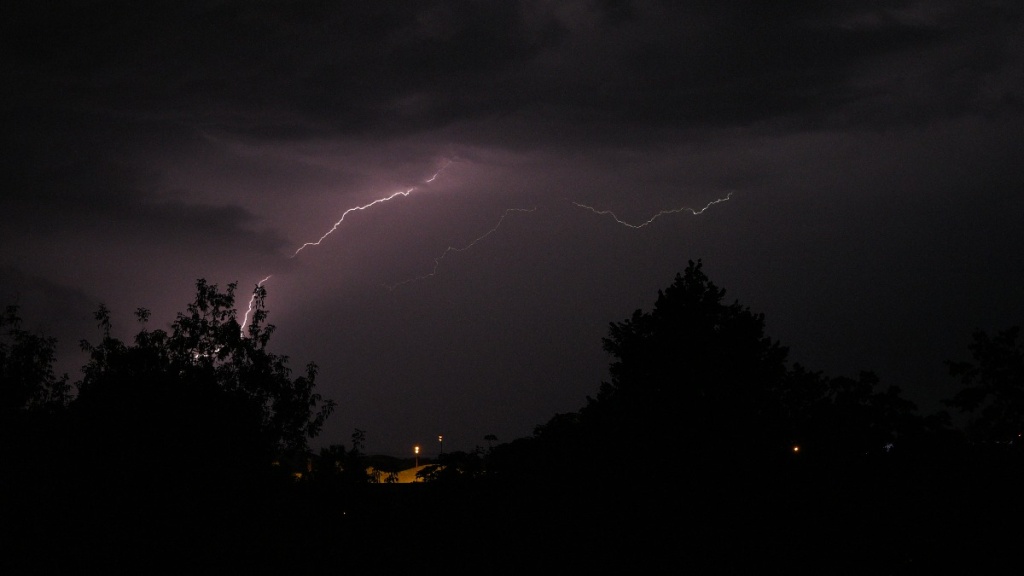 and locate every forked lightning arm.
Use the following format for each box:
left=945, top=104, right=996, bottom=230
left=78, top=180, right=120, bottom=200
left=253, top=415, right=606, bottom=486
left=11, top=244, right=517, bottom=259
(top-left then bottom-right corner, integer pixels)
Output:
left=386, top=207, right=537, bottom=291
left=573, top=192, right=733, bottom=228
left=291, top=161, right=452, bottom=257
